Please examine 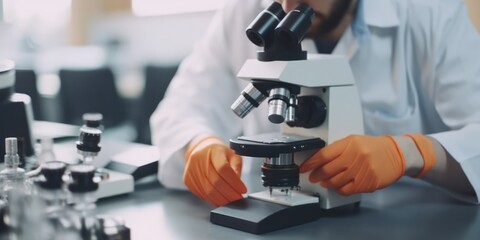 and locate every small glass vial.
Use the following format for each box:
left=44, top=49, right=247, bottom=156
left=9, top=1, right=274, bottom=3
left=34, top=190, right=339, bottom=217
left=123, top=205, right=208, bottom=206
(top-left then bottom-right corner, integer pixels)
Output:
left=82, top=113, right=104, bottom=132
left=36, top=161, right=68, bottom=219
left=36, top=161, right=84, bottom=239
left=75, top=120, right=110, bottom=181
left=76, top=127, right=102, bottom=165
left=38, top=137, right=57, bottom=164
left=0, top=137, right=32, bottom=203
left=68, top=164, right=99, bottom=240
left=95, top=216, right=131, bottom=240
